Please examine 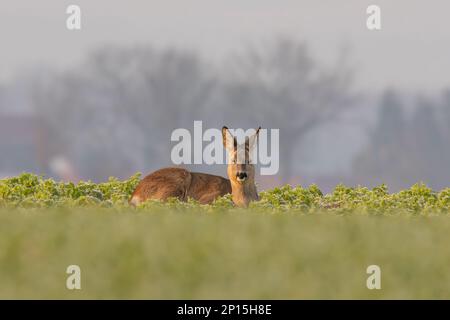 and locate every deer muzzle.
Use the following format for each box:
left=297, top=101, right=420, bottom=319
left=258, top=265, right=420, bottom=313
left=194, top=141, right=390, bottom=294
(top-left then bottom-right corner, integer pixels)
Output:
left=236, top=172, right=248, bottom=182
